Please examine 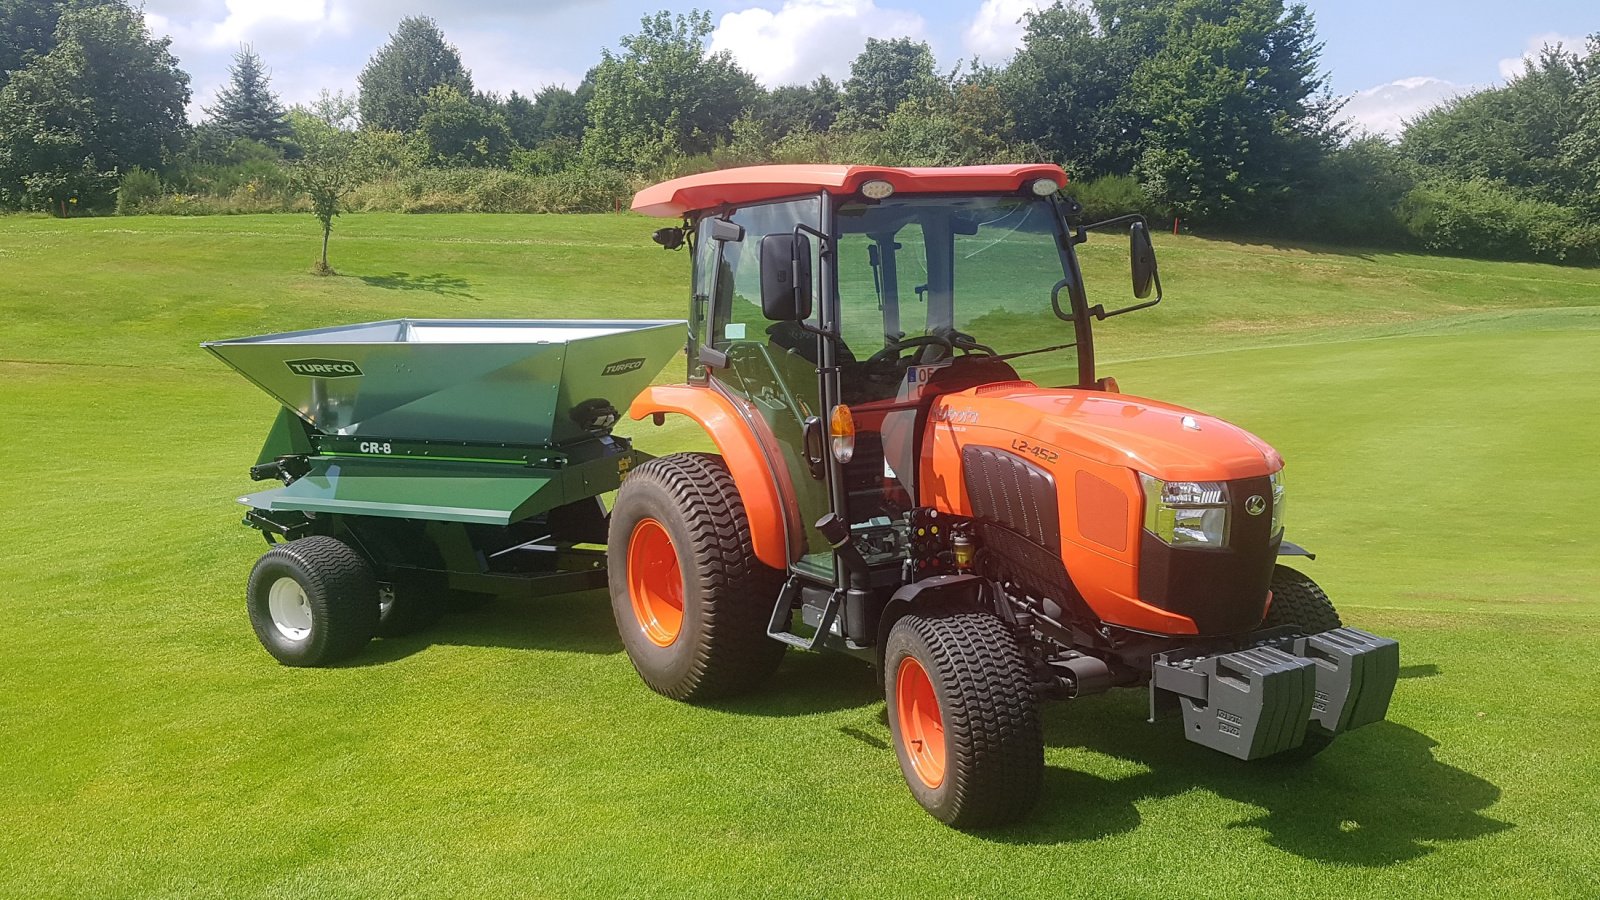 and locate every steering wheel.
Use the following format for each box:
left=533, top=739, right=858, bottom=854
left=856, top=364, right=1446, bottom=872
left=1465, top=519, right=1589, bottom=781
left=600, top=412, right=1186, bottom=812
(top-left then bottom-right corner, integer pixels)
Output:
left=866, top=334, right=954, bottom=366
left=944, top=328, right=997, bottom=356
